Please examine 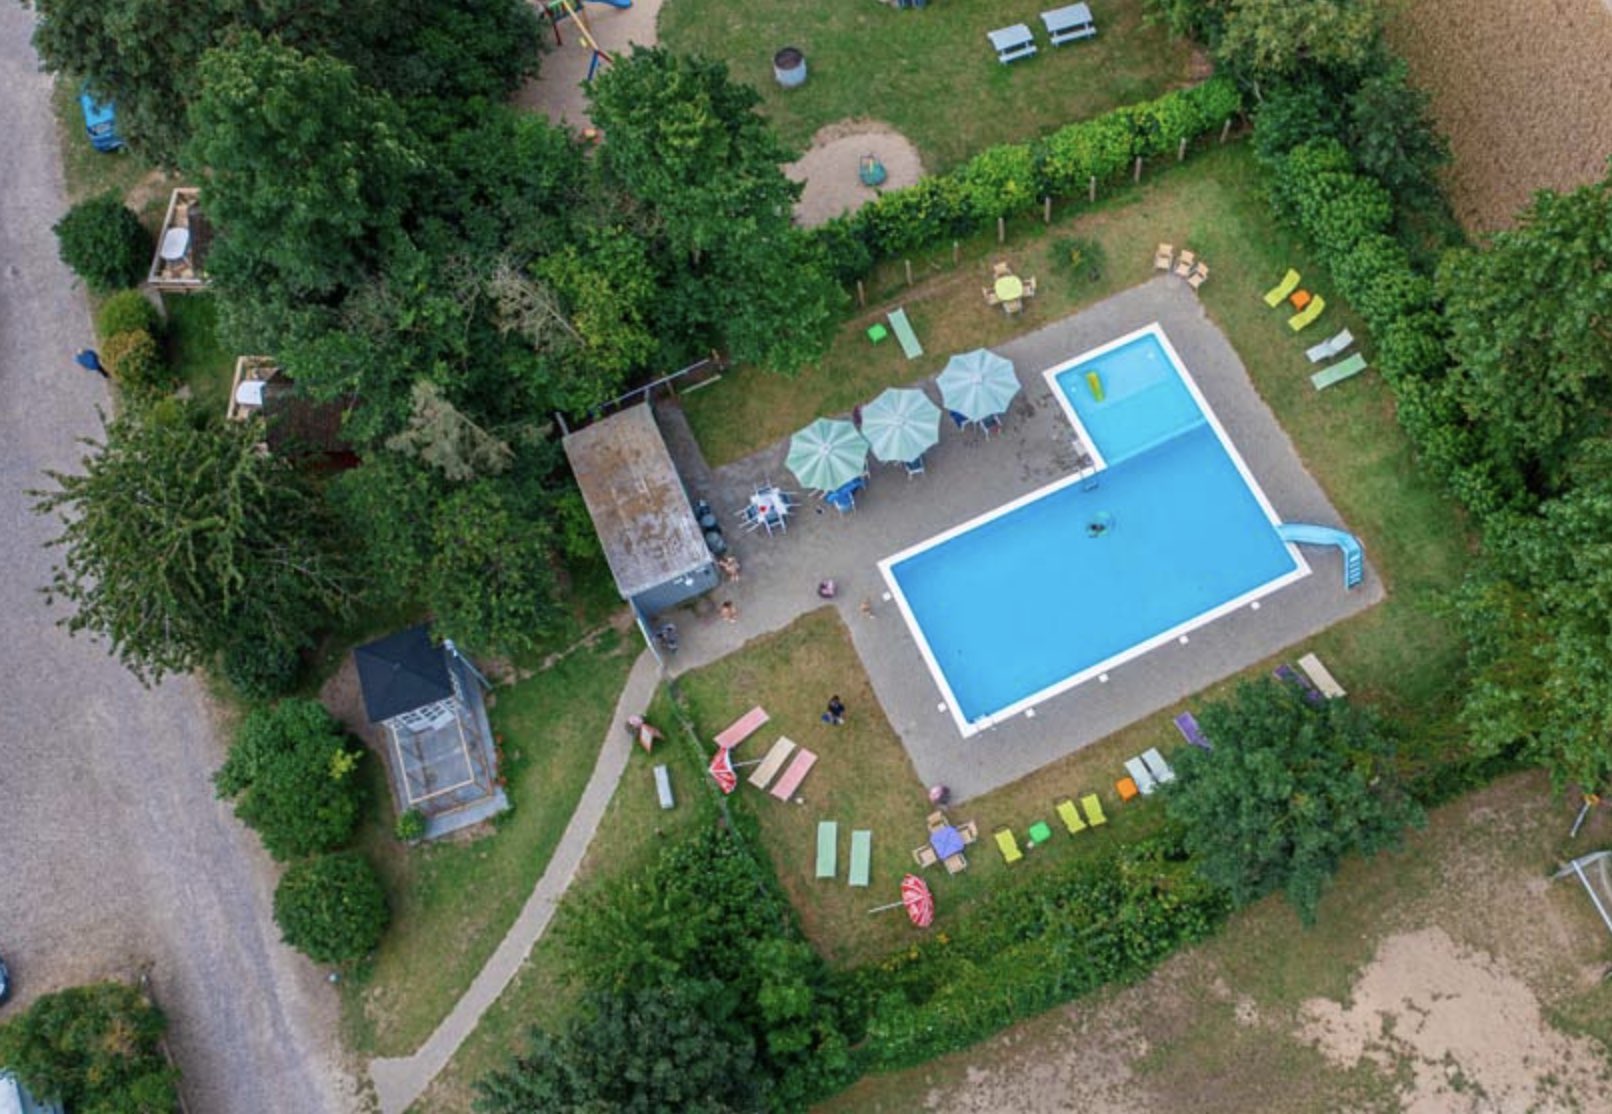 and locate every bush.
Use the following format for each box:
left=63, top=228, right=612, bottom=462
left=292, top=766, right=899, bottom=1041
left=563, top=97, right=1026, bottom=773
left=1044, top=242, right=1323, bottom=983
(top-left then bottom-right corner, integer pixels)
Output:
left=100, top=328, right=175, bottom=395
left=0, top=981, right=180, bottom=1111
left=273, top=851, right=389, bottom=964
left=96, top=289, right=163, bottom=341
left=52, top=192, right=151, bottom=293
left=221, top=636, right=303, bottom=701
left=215, top=699, right=365, bottom=860
left=395, top=808, right=427, bottom=842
